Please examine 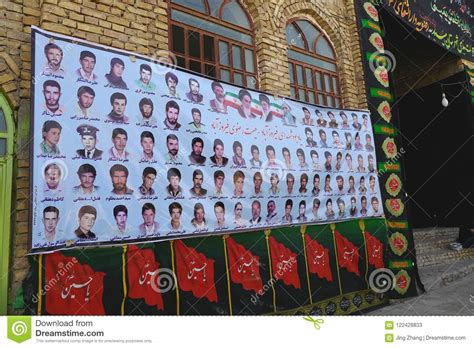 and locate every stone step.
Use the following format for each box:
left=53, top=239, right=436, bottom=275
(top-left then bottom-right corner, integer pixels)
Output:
left=415, top=238, right=461, bottom=254
left=412, top=227, right=459, bottom=244
left=417, top=258, right=474, bottom=289
left=416, top=246, right=474, bottom=268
